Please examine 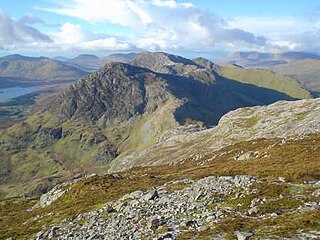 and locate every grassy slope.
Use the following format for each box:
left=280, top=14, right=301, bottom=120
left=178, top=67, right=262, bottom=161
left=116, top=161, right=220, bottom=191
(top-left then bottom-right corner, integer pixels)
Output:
left=218, top=65, right=311, bottom=99
left=1, top=133, right=320, bottom=239
left=271, top=59, right=320, bottom=93
left=0, top=99, right=180, bottom=199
